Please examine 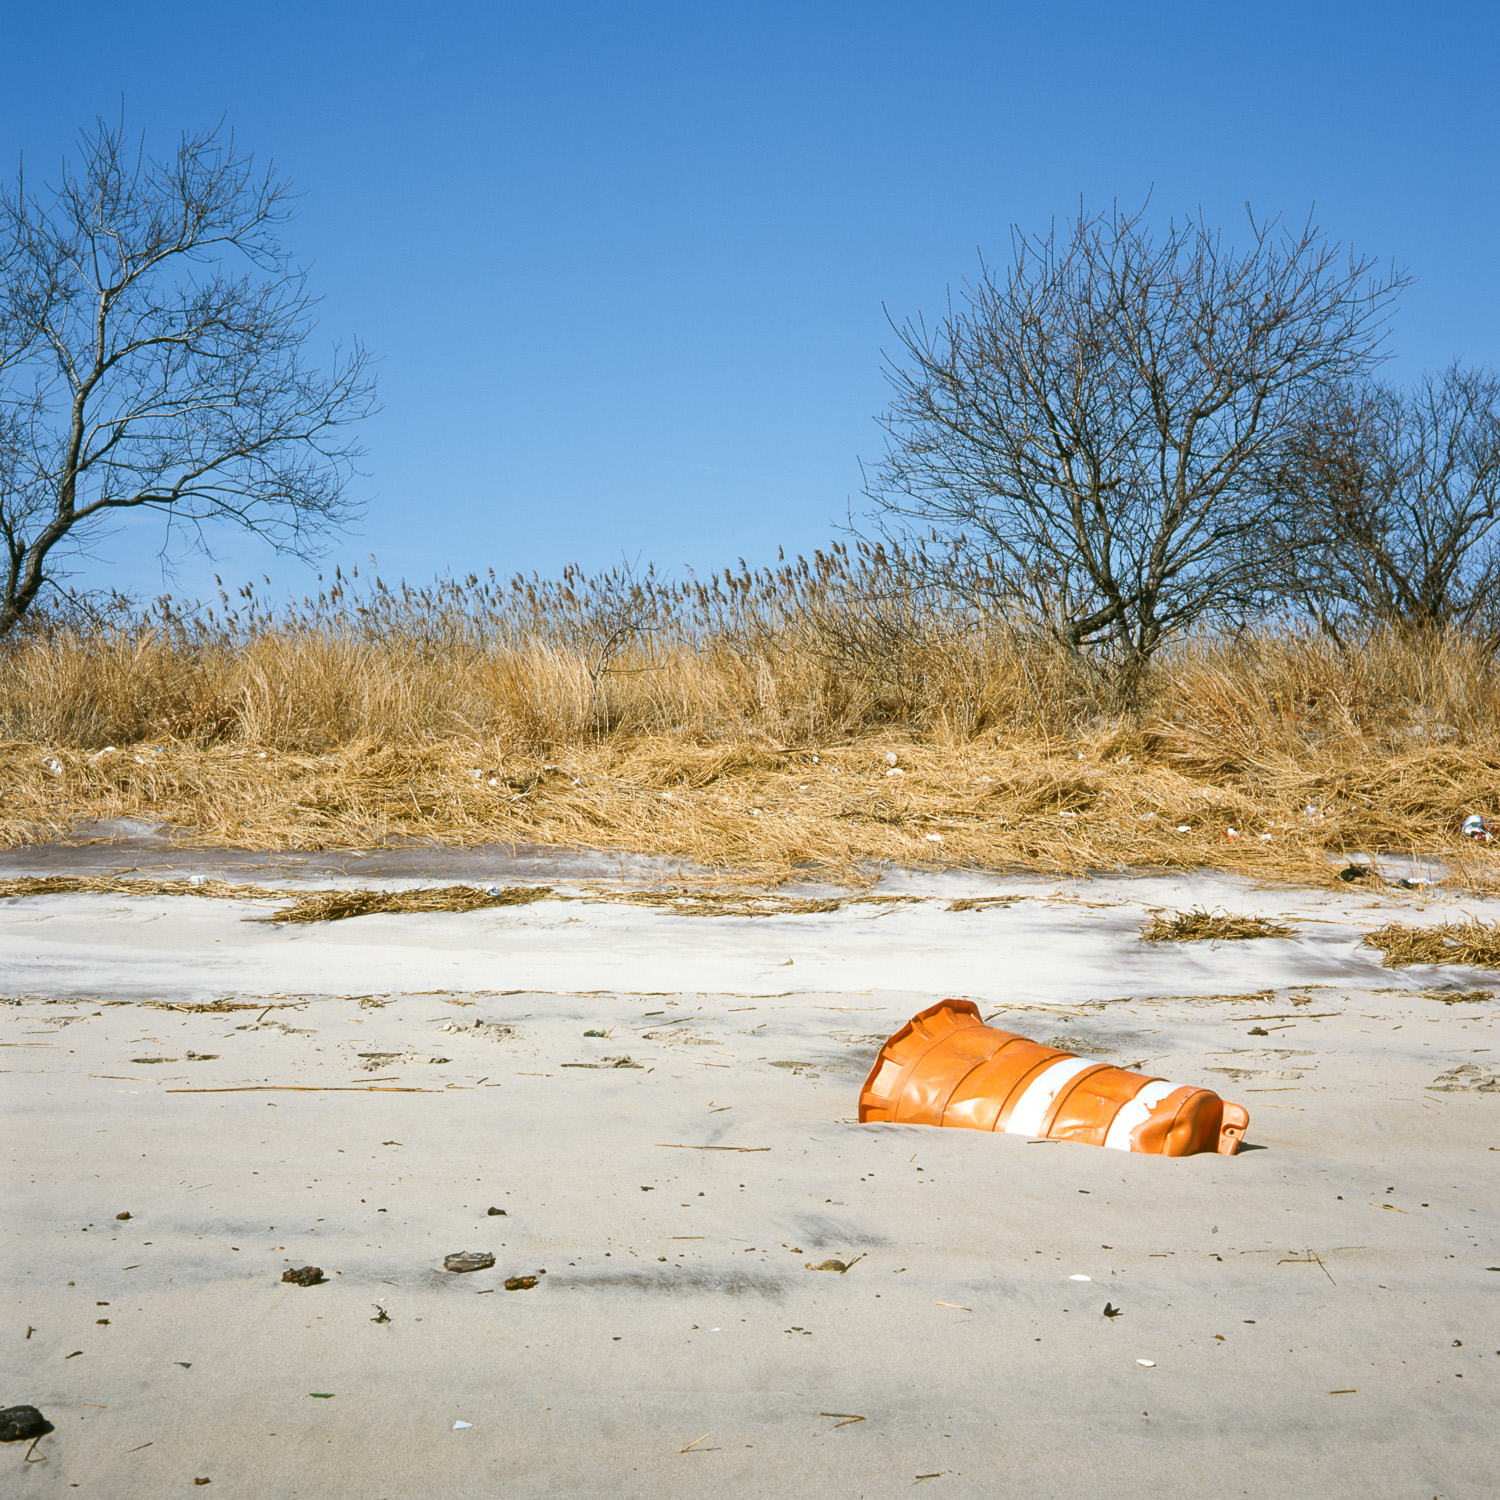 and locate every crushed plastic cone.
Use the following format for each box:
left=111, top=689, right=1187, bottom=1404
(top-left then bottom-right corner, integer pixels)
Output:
left=858, top=1000, right=1248, bottom=1156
